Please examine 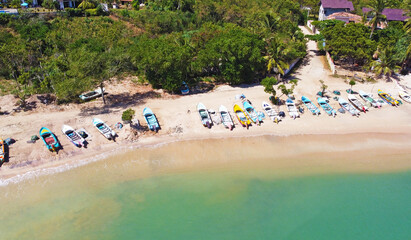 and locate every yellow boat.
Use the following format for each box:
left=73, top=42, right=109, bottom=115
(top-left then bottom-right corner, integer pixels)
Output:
left=233, top=104, right=251, bottom=128
left=378, top=89, right=399, bottom=106
left=0, top=138, right=5, bottom=163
